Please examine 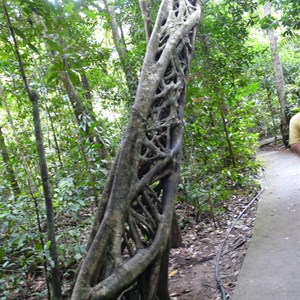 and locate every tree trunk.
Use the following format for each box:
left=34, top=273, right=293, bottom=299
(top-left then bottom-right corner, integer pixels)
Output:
left=71, top=1, right=201, bottom=299
left=263, top=2, right=289, bottom=147
left=170, top=209, right=182, bottom=247
left=44, top=99, right=63, bottom=167
left=139, top=0, right=153, bottom=44
left=30, top=92, right=62, bottom=300
left=0, top=126, right=20, bottom=198
left=59, top=64, right=107, bottom=159
left=138, top=0, right=182, bottom=250
left=2, top=2, right=62, bottom=298
left=81, top=72, right=93, bottom=103
left=39, top=21, right=108, bottom=160
left=103, top=0, right=138, bottom=100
